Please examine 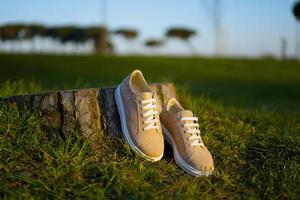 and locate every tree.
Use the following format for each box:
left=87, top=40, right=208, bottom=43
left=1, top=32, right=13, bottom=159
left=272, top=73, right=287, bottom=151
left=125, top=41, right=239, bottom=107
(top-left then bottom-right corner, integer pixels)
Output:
left=165, top=27, right=197, bottom=54
left=144, top=39, right=164, bottom=54
left=25, top=25, right=46, bottom=38
left=145, top=39, right=164, bottom=47
left=114, top=28, right=138, bottom=53
left=114, top=29, right=138, bottom=40
left=85, top=27, right=113, bottom=54
left=0, top=24, right=23, bottom=40
left=293, top=1, right=300, bottom=21
left=0, top=24, right=46, bottom=40
left=293, top=1, right=300, bottom=59
left=0, top=24, right=114, bottom=54
left=45, top=27, right=85, bottom=43
left=0, top=24, right=46, bottom=53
